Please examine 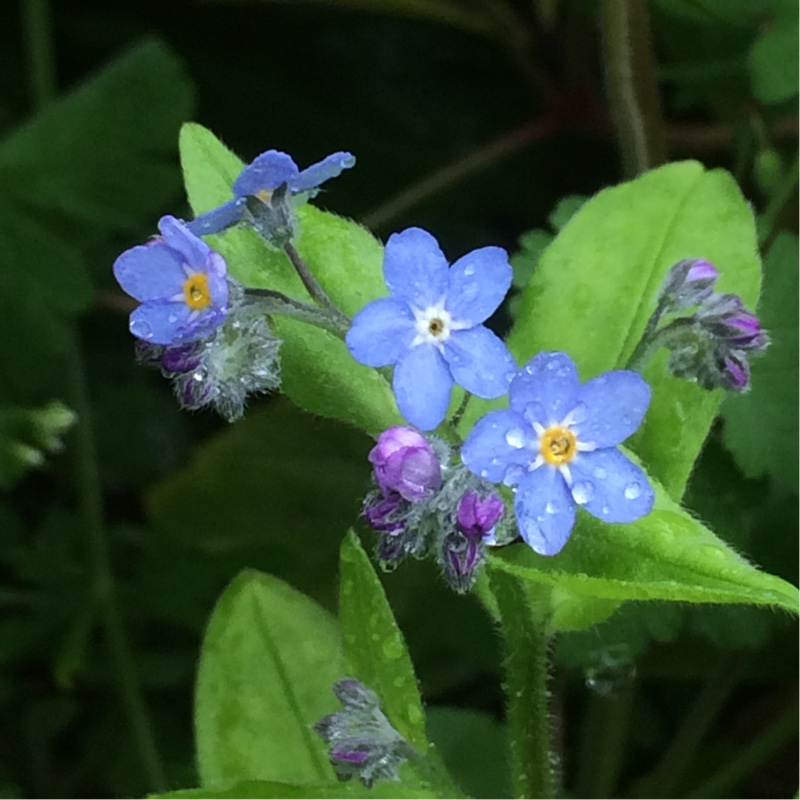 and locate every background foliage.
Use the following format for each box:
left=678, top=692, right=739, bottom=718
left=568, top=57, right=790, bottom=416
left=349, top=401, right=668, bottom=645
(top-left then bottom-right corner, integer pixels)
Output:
left=0, top=0, right=796, bottom=797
